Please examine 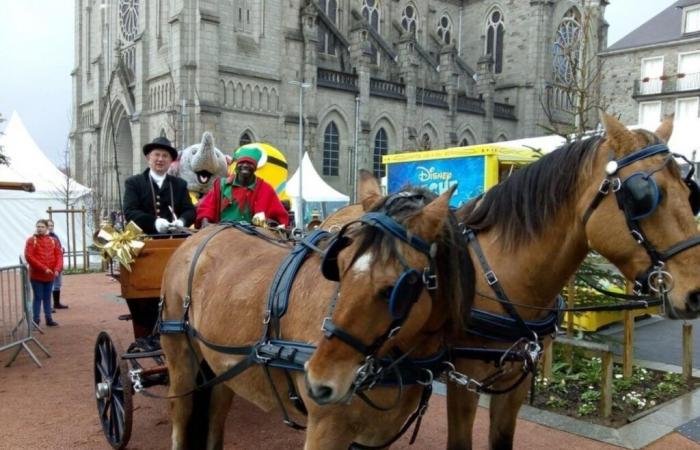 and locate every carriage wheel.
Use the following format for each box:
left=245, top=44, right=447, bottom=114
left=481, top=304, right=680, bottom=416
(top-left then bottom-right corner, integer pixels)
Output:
left=94, top=331, right=133, bottom=450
